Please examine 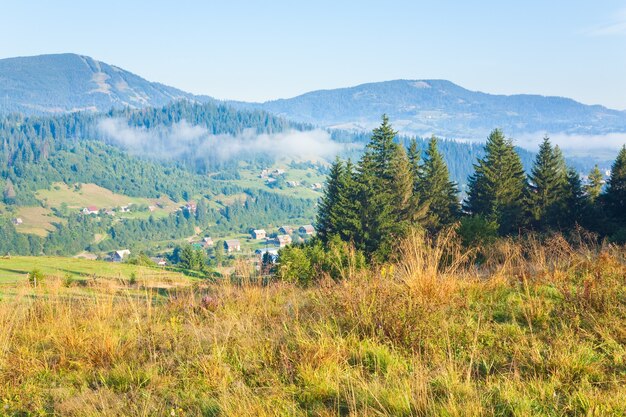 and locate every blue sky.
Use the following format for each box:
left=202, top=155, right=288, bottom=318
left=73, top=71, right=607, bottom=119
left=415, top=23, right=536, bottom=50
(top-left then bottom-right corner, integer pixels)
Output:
left=1, top=0, right=625, bottom=109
